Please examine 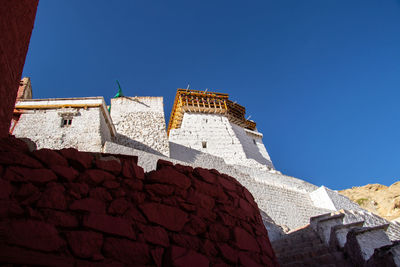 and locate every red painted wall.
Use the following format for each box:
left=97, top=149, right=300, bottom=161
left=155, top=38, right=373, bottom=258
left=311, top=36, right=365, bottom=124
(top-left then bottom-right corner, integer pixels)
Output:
left=0, top=0, right=38, bottom=137
left=0, top=136, right=278, bottom=266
